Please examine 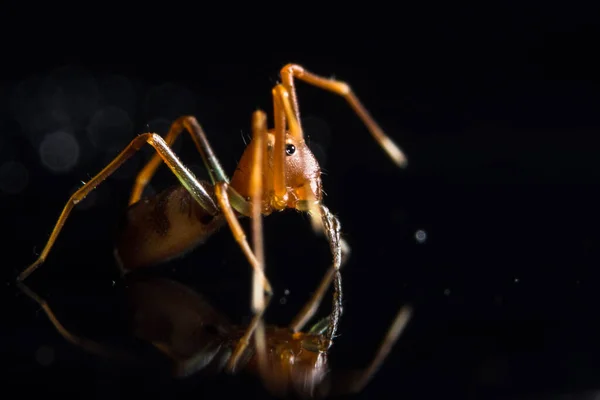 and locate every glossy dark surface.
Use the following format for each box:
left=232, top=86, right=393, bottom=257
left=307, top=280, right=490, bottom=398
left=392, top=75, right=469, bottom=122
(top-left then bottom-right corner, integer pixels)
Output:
left=2, top=6, right=600, bottom=400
